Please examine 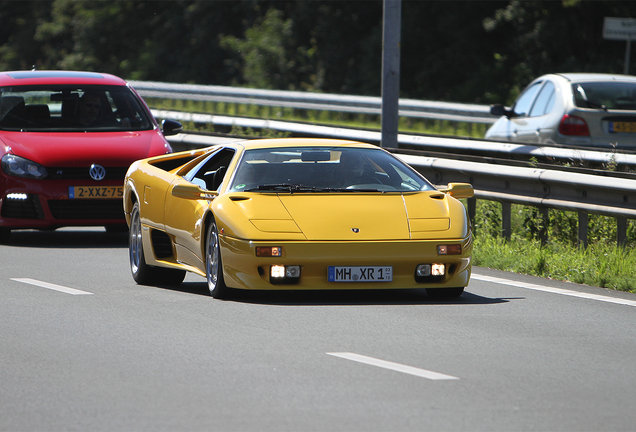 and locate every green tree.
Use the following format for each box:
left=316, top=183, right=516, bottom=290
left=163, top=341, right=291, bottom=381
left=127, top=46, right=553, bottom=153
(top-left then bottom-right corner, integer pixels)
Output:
left=483, top=0, right=636, bottom=103
left=220, top=7, right=319, bottom=90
